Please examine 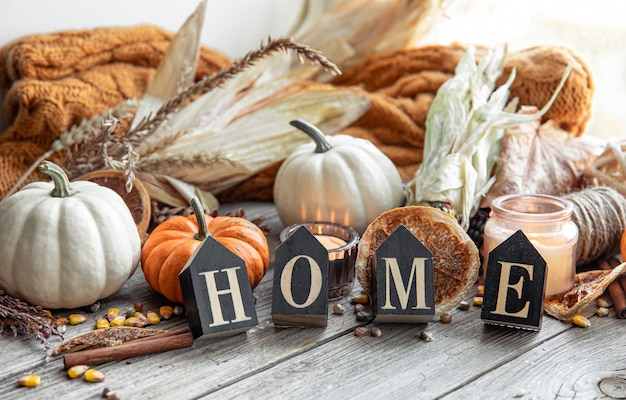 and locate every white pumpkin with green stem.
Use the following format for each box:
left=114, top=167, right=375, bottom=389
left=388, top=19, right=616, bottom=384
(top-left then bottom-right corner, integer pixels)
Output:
left=274, top=119, right=404, bottom=234
left=0, top=161, right=141, bottom=309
